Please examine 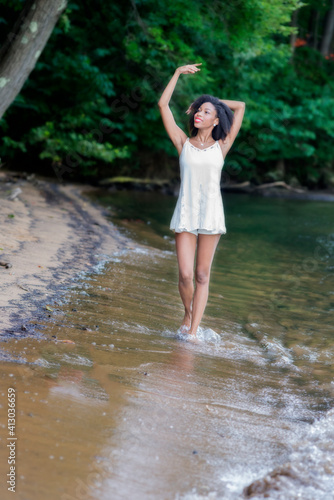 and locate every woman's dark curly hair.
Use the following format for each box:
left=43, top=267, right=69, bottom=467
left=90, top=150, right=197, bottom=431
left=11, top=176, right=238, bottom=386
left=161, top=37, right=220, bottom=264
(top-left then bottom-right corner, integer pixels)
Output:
left=188, top=94, right=234, bottom=141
